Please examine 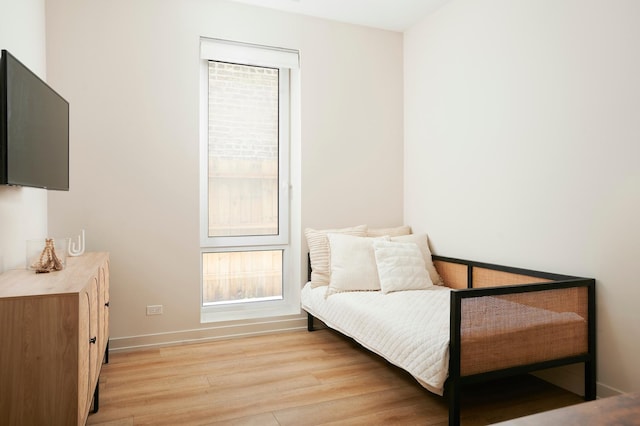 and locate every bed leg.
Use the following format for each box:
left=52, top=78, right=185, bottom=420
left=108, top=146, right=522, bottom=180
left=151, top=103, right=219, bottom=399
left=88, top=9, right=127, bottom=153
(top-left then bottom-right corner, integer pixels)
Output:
left=446, top=380, right=460, bottom=426
left=307, top=313, right=315, bottom=332
left=585, top=360, right=596, bottom=400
